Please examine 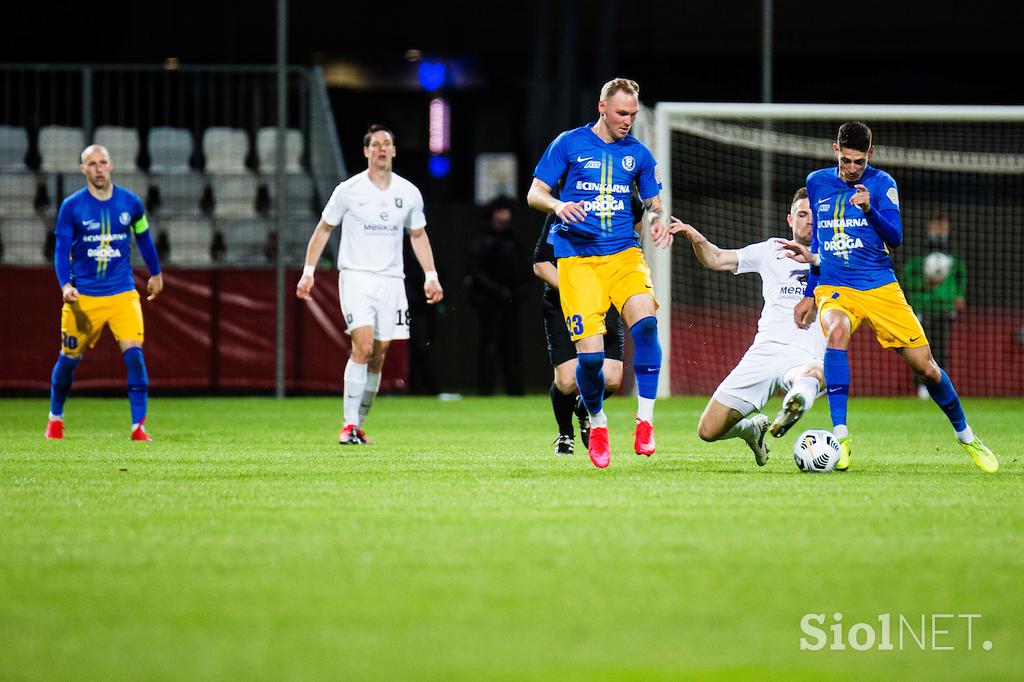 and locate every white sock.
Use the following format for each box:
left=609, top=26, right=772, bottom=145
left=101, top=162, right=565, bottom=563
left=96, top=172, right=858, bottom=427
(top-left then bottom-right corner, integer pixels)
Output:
left=590, top=410, right=608, bottom=428
left=790, top=376, right=820, bottom=410
left=359, top=372, right=381, bottom=428
left=343, top=359, right=368, bottom=427
left=48, top=412, right=63, bottom=421
left=834, top=424, right=849, bottom=439
left=725, top=417, right=757, bottom=443
left=636, top=397, right=655, bottom=423
left=956, top=425, right=975, bottom=444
